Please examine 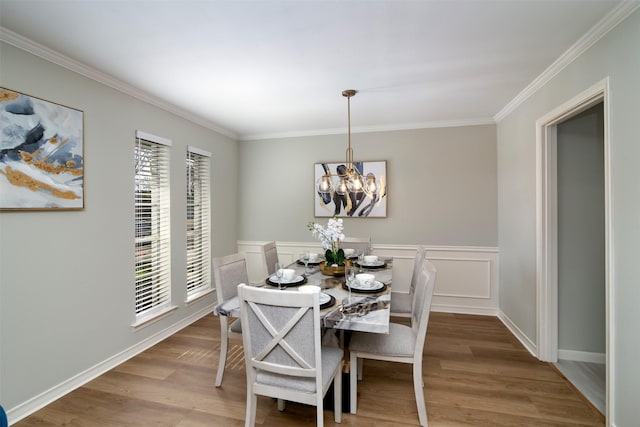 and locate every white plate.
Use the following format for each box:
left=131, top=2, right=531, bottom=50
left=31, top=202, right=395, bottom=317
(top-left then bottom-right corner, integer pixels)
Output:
left=349, top=280, right=384, bottom=291
left=319, top=292, right=331, bottom=305
left=358, top=260, right=386, bottom=267
left=270, top=274, right=304, bottom=284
